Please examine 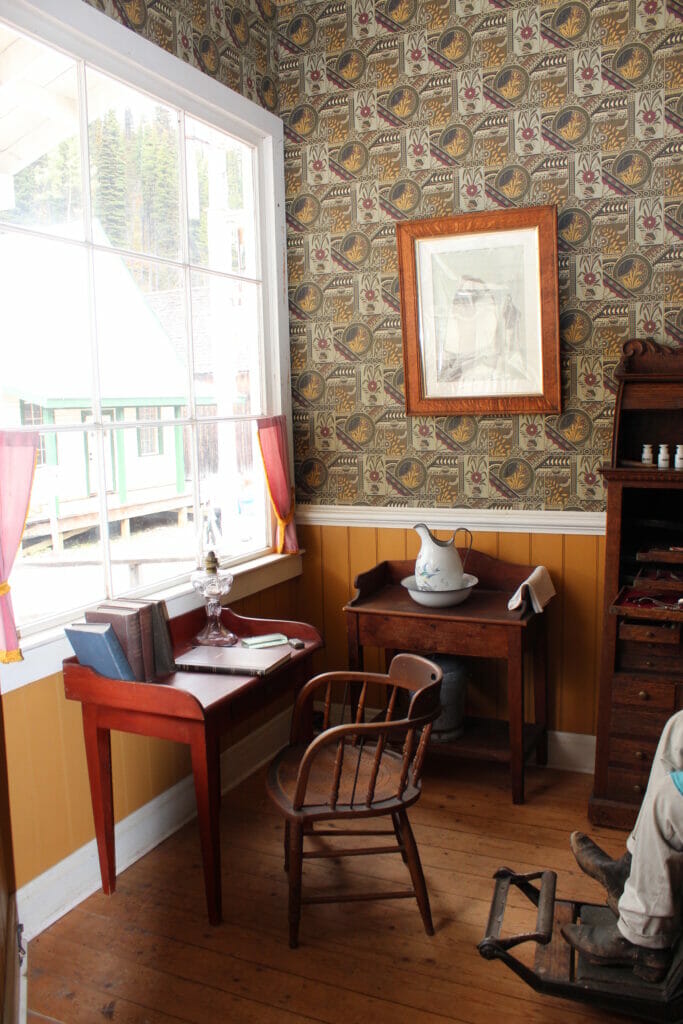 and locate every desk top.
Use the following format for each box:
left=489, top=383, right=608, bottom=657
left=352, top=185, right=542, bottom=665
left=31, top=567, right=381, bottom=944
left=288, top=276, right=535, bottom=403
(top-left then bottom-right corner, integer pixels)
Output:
left=64, top=607, right=322, bottom=719
left=344, top=555, right=536, bottom=627
left=345, top=583, right=530, bottom=626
